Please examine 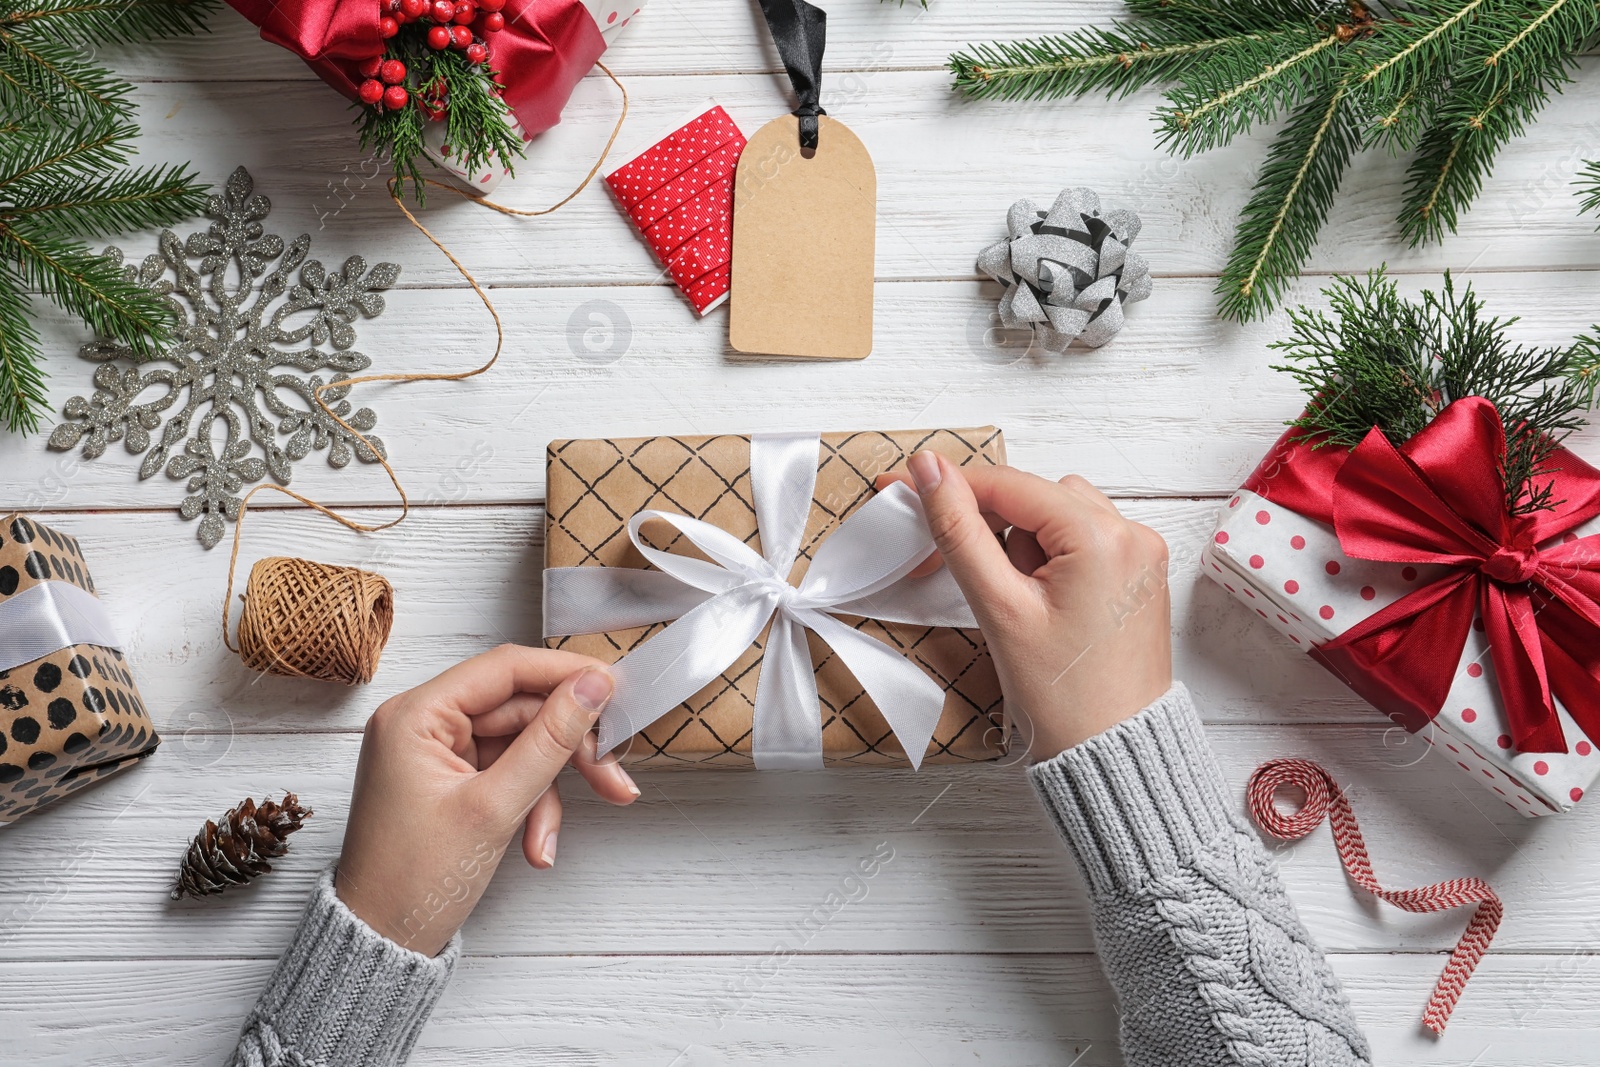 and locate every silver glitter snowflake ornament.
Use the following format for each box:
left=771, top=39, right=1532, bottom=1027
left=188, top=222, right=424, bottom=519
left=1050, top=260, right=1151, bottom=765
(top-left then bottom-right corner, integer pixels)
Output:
left=49, top=167, right=399, bottom=548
